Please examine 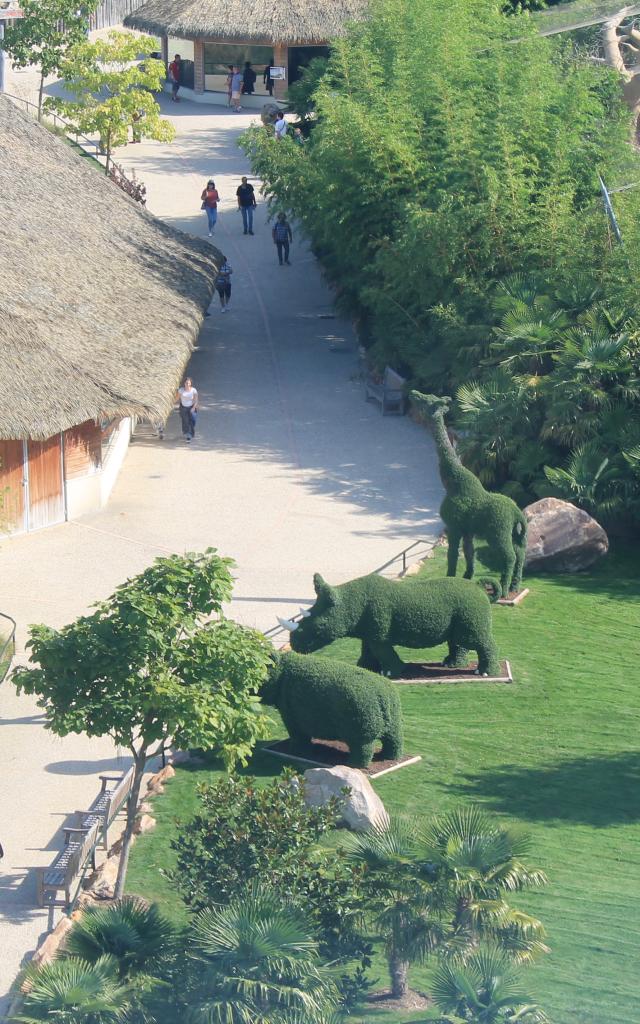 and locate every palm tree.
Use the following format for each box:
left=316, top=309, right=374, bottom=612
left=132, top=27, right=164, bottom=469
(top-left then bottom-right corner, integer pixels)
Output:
left=185, top=886, right=338, bottom=1024
left=345, top=819, right=446, bottom=1001
left=421, top=808, right=548, bottom=963
left=12, top=955, right=134, bottom=1024
left=431, top=948, right=549, bottom=1023
left=64, top=897, right=178, bottom=982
